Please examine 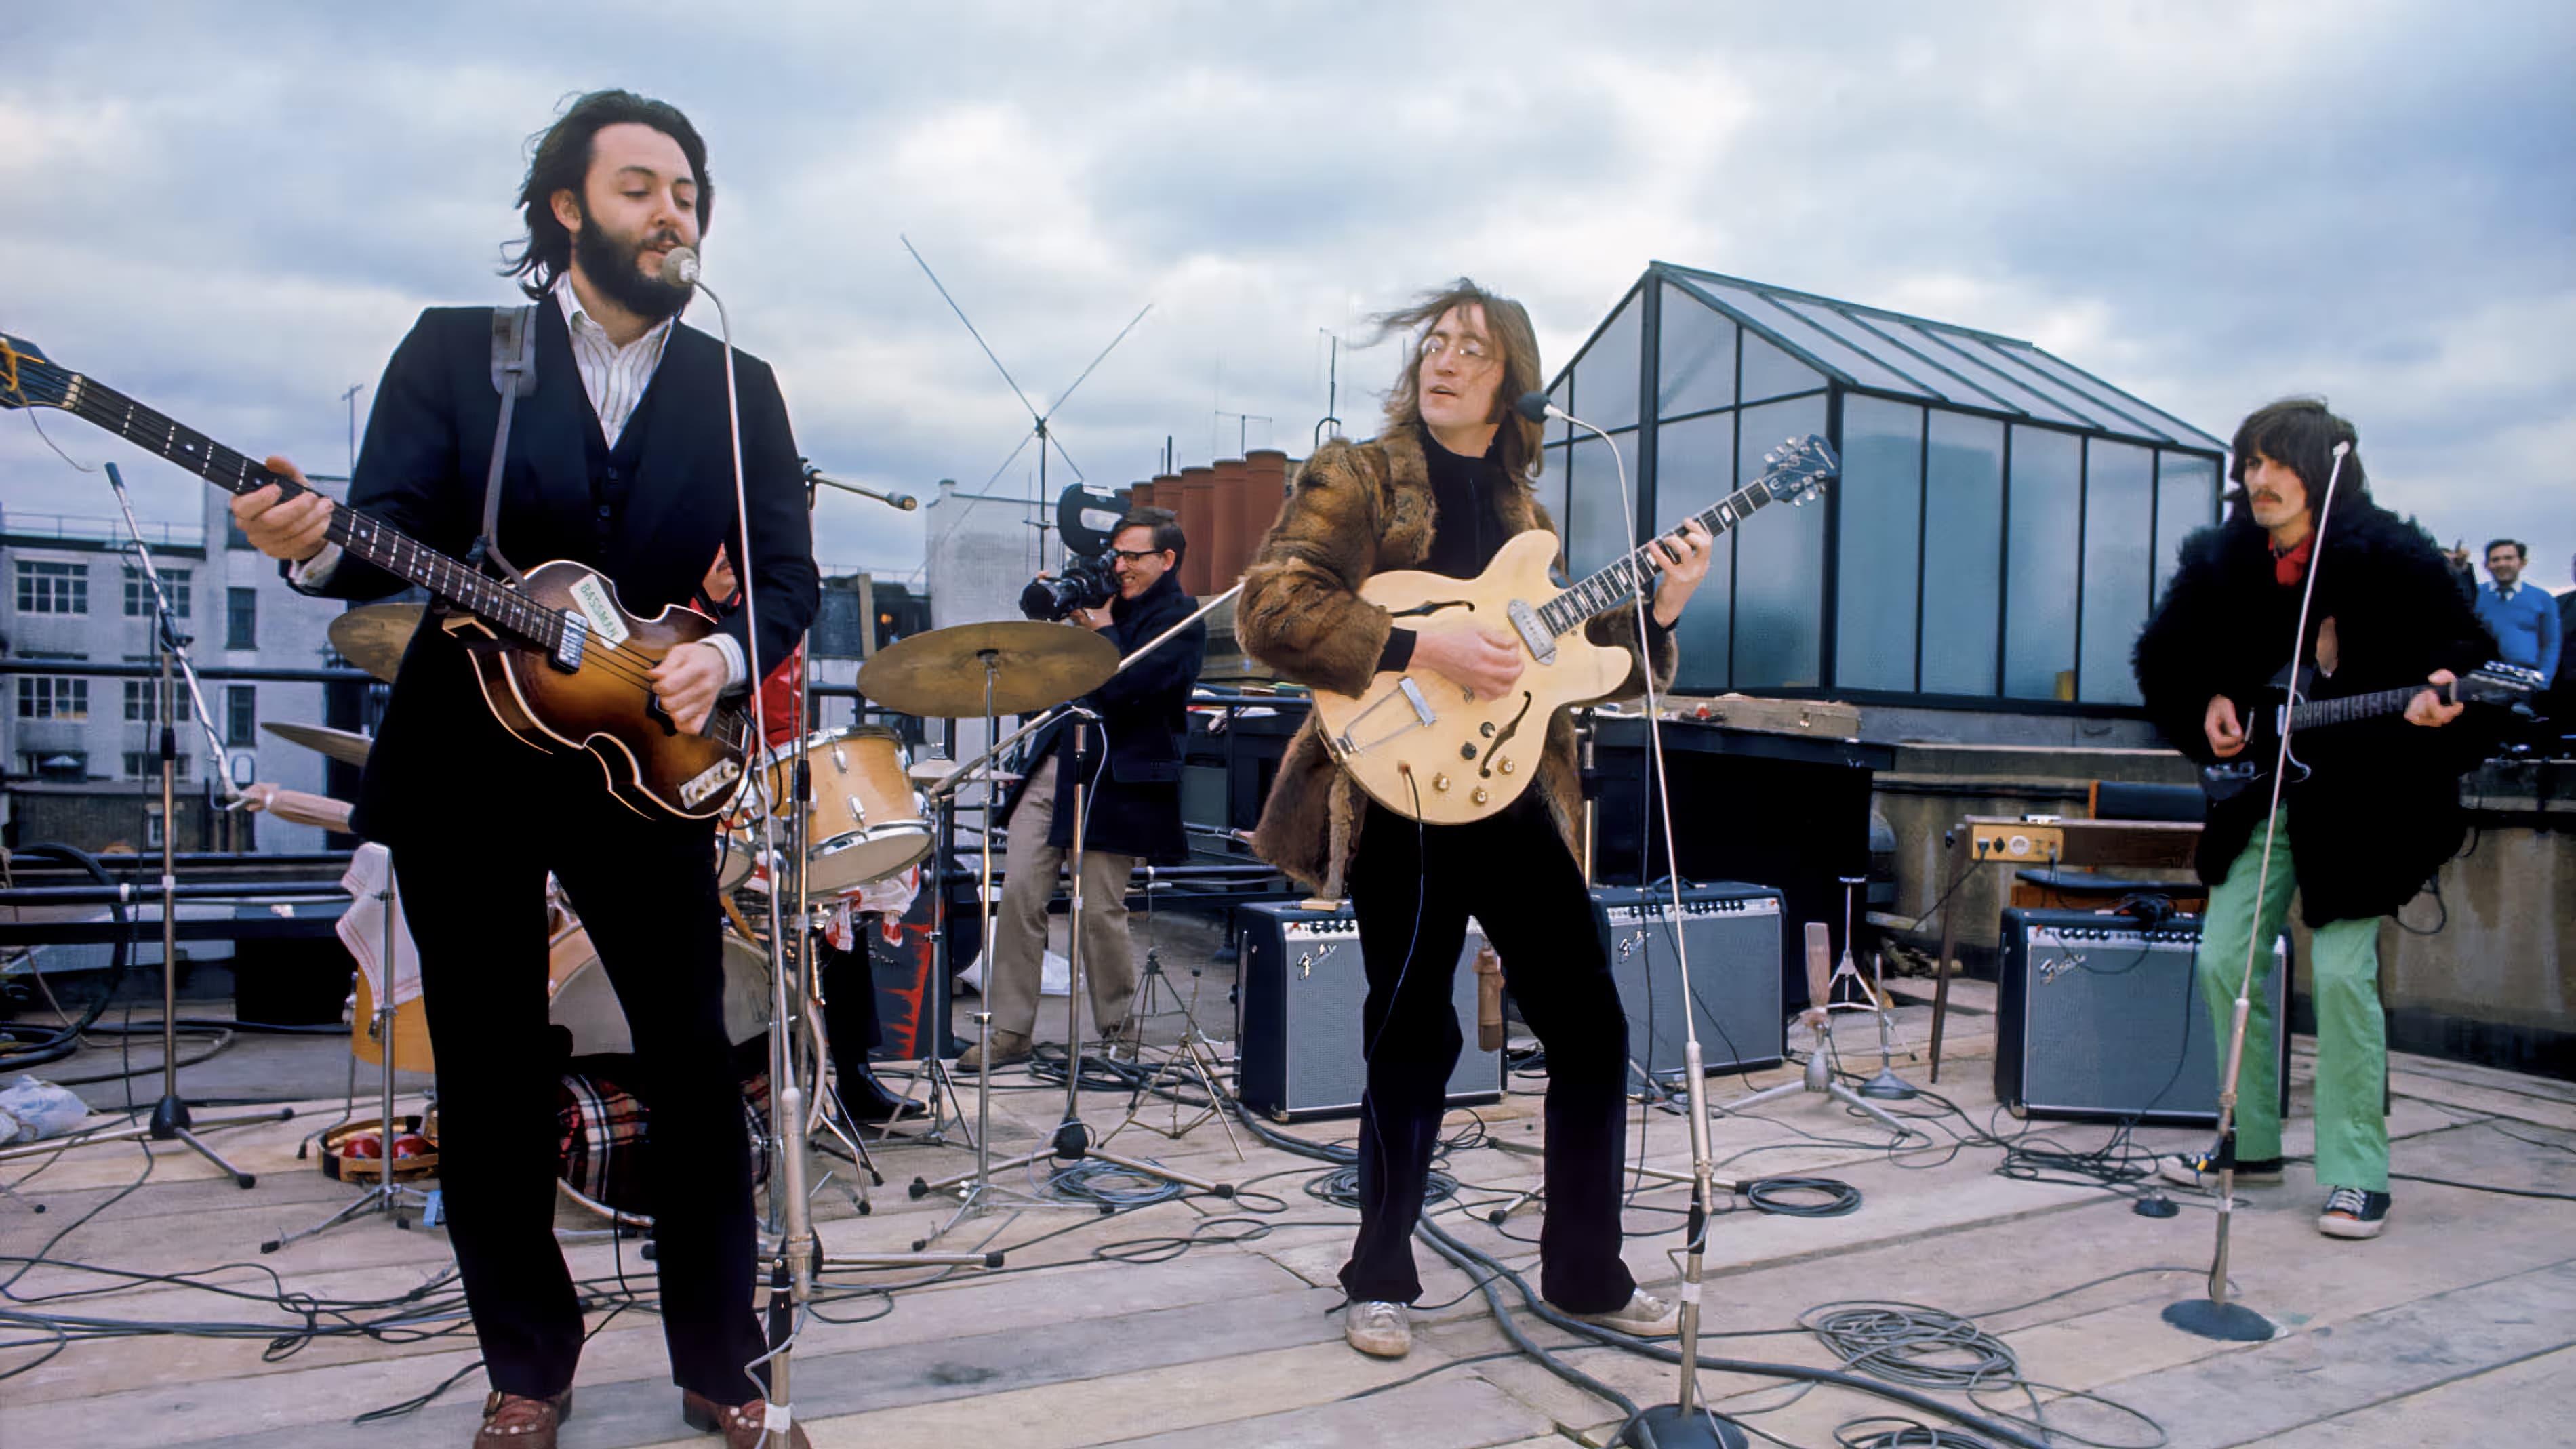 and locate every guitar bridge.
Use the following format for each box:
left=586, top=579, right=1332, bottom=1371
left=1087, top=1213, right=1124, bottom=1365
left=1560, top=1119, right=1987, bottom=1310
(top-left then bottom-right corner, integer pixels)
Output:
left=552, top=613, right=588, bottom=672
left=1332, top=676, right=1436, bottom=758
